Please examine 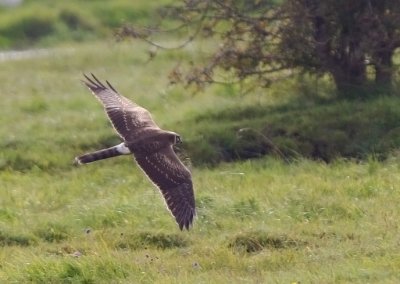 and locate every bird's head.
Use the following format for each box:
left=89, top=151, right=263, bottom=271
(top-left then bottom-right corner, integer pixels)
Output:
left=167, top=131, right=182, bottom=145
left=174, top=134, right=182, bottom=144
